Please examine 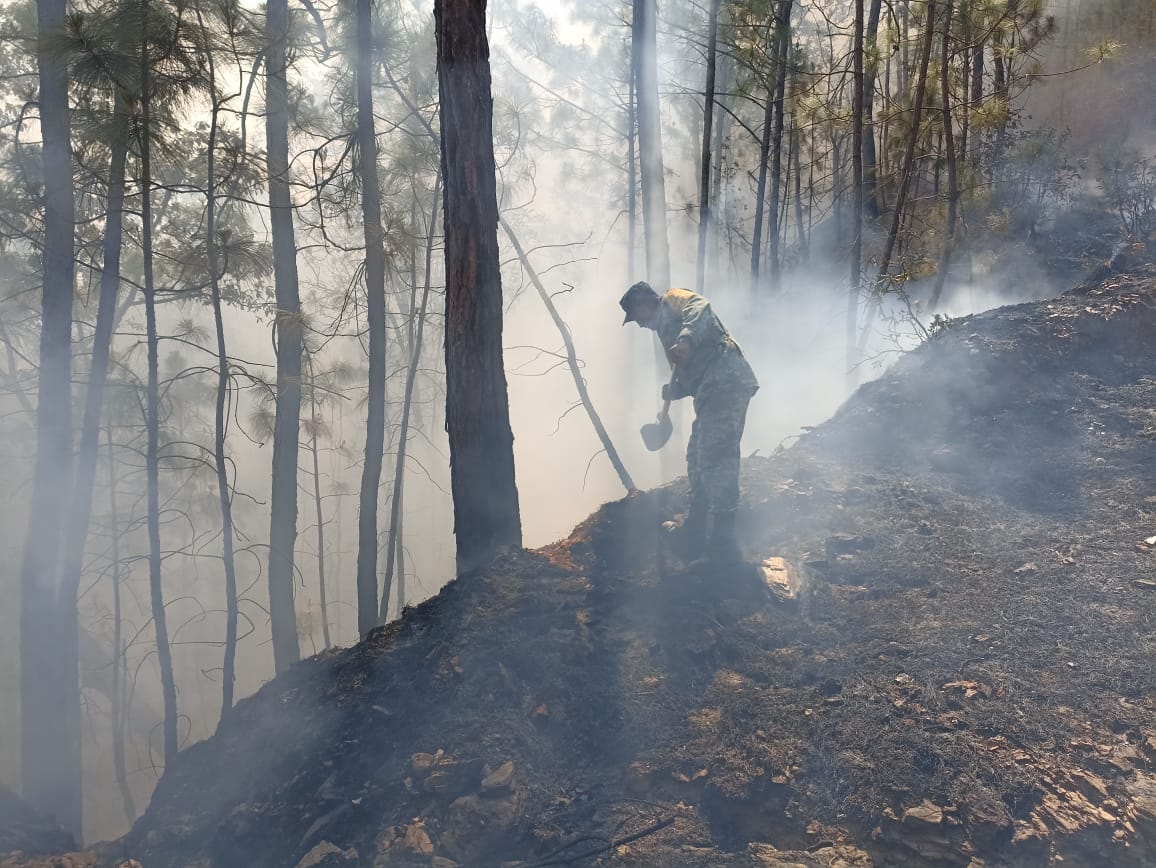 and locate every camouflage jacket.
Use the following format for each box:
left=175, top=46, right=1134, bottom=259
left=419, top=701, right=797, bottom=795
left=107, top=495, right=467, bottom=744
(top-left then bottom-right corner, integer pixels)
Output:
left=656, top=288, right=759, bottom=401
